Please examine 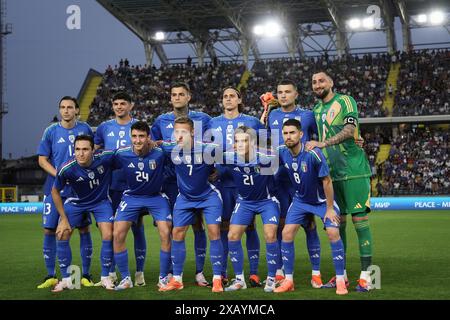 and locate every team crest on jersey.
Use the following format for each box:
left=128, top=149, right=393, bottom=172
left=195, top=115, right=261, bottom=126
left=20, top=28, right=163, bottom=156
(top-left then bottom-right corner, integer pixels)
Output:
left=244, top=167, right=250, bottom=174
left=149, top=160, right=156, bottom=170
left=138, top=162, right=144, bottom=171
left=185, top=155, right=192, bottom=164
left=97, top=165, right=104, bottom=174
left=301, top=161, right=307, bottom=173
left=68, top=135, right=75, bottom=144
left=119, top=131, right=125, bottom=138
left=227, top=125, right=233, bottom=132
left=88, top=171, right=95, bottom=179
left=195, top=154, right=202, bottom=163
left=292, top=163, right=298, bottom=171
